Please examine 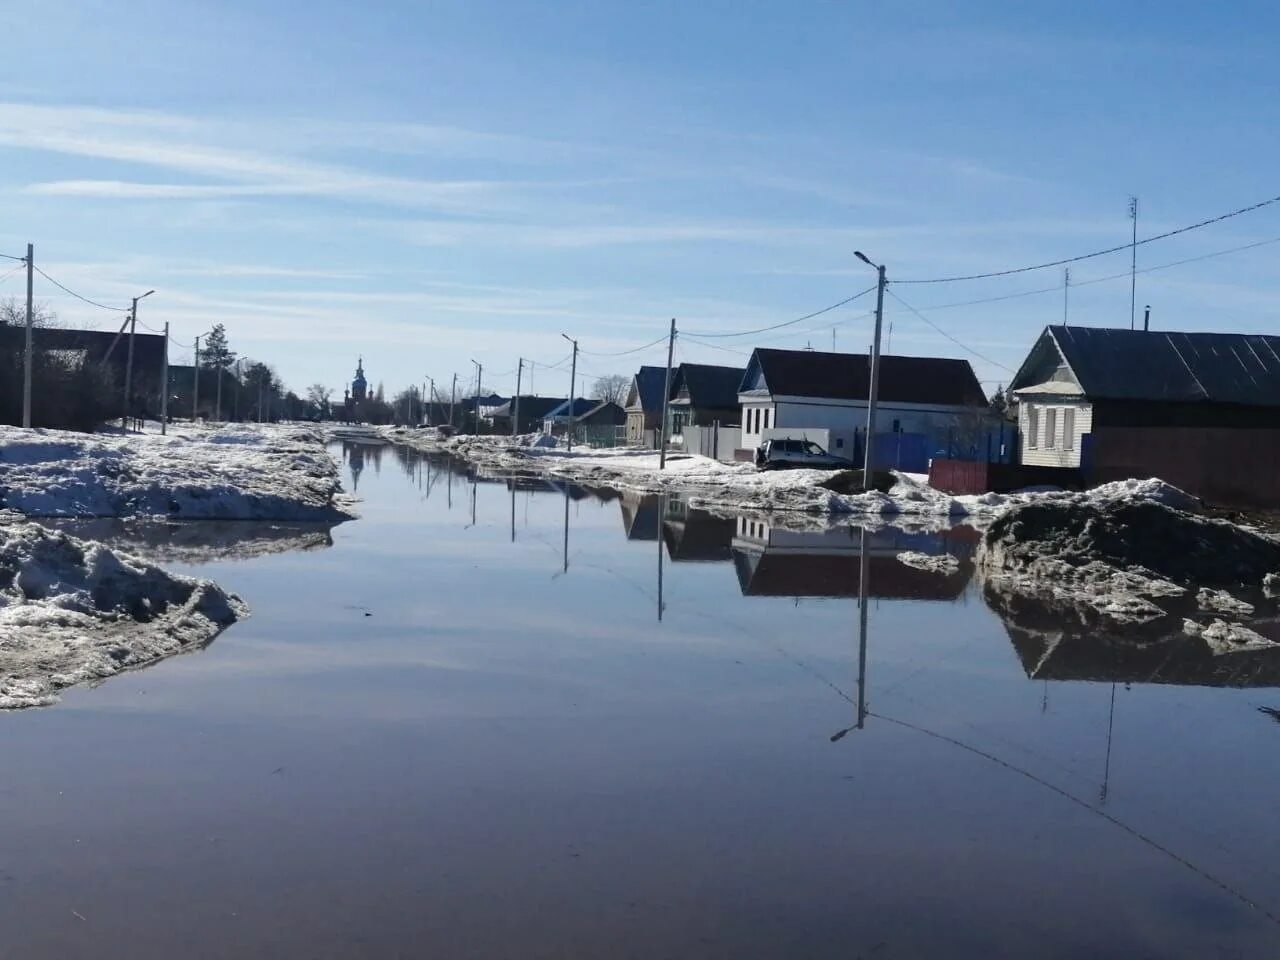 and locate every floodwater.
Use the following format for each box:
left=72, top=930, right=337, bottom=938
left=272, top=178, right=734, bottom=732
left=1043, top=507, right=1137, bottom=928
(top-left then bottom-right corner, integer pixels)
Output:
left=5, top=439, right=1280, bottom=958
